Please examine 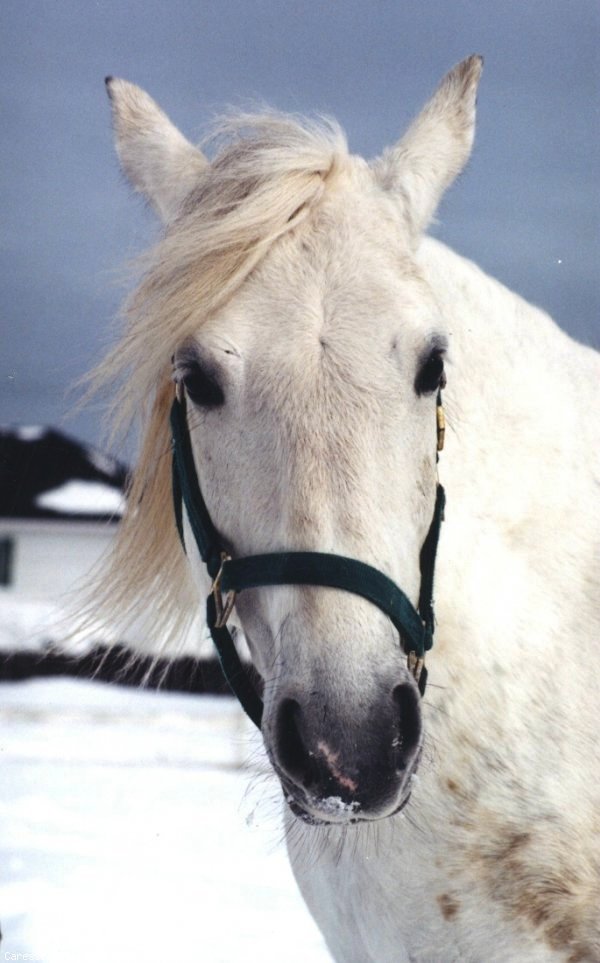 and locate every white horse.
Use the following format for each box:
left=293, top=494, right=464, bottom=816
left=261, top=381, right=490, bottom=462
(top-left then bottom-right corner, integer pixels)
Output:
left=96, top=57, right=599, bottom=962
